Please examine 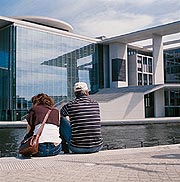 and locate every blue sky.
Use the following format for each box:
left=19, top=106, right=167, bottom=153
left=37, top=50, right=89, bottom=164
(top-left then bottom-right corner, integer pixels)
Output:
left=0, top=0, right=180, bottom=38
